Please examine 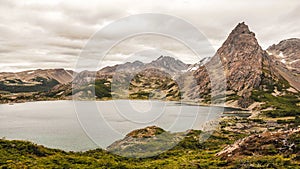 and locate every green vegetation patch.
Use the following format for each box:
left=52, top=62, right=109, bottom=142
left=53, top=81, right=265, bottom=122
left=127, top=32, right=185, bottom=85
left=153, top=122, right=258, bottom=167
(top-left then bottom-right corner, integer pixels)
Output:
left=251, top=90, right=300, bottom=117
left=0, top=77, right=59, bottom=93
